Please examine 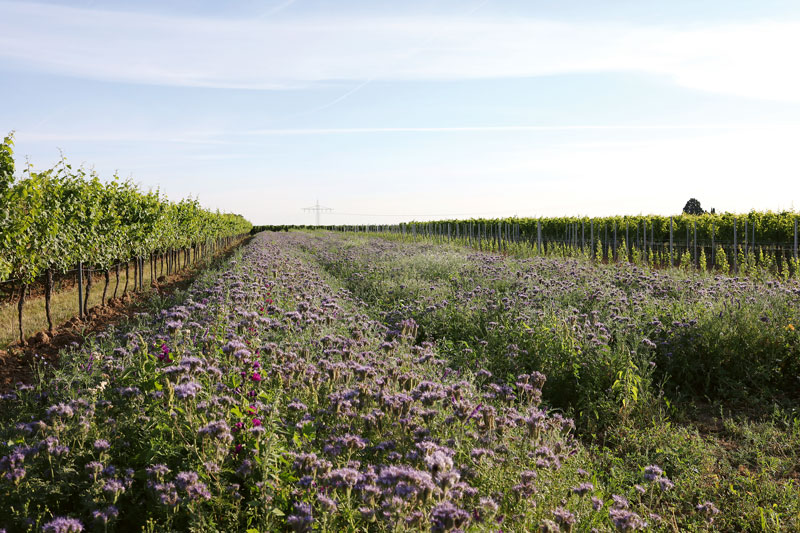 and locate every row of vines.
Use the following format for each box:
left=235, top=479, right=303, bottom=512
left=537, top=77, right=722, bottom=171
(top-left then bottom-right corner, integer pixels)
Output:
left=330, top=212, right=800, bottom=247
left=0, top=133, right=252, bottom=344
left=319, top=210, right=800, bottom=276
